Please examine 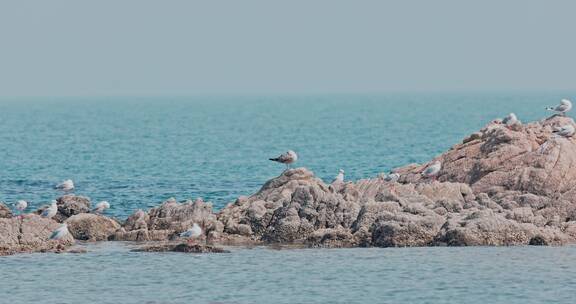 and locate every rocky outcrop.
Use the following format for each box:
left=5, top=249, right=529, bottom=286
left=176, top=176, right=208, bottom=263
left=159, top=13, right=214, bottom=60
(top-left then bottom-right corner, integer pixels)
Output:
left=36, top=195, right=92, bottom=222
left=0, top=214, right=74, bottom=255
left=4, top=115, right=576, bottom=253
left=111, top=198, right=223, bottom=242
left=214, top=116, right=576, bottom=247
left=0, top=203, right=12, bottom=218
left=66, top=213, right=121, bottom=241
